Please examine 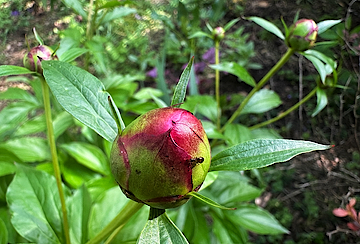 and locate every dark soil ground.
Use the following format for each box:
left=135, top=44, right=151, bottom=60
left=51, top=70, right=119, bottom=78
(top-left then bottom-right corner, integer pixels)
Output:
left=1, top=0, right=360, bottom=243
